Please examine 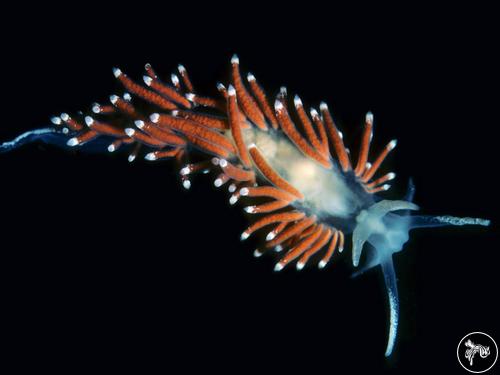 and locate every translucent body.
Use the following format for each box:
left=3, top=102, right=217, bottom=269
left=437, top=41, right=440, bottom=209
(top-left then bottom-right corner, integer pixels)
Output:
left=243, top=127, right=364, bottom=219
